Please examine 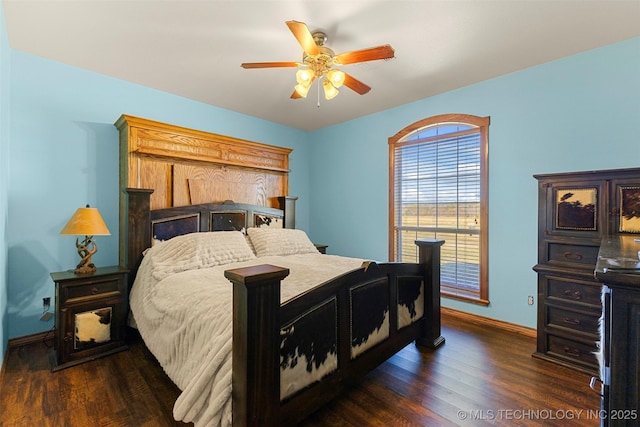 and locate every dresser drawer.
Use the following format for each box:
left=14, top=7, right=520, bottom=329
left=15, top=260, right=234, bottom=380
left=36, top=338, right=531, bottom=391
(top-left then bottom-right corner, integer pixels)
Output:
left=546, top=242, right=599, bottom=268
left=547, top=305, right=600, bottom=336
left=546, top=275, right=602, bottom=308
left=61, top=276, right=124, bottom=304
left=547, top=334, right=598, bottom=369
